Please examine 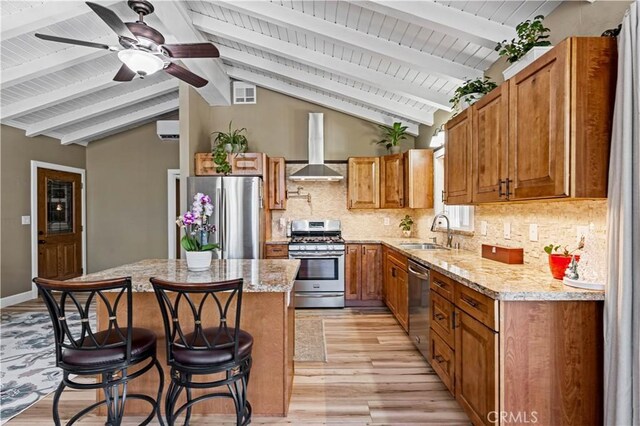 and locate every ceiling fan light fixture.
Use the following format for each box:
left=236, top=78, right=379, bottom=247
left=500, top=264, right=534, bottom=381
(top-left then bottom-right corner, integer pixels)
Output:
left=117, top=49, right=163, bottom=76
